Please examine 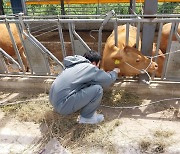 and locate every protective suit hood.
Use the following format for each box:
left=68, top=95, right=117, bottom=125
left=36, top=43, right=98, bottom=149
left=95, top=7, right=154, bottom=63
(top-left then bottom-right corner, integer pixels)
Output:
left=63, top=55, right=90, bottom=68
